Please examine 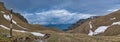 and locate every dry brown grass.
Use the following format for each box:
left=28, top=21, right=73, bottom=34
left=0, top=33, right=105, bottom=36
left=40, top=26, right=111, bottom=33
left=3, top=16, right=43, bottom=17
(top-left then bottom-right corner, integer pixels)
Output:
left=0, top=28, right=39, bottom=42
left=47, top=32, right=120, bottom=42
left=0, top=28, right=120, bottom=42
